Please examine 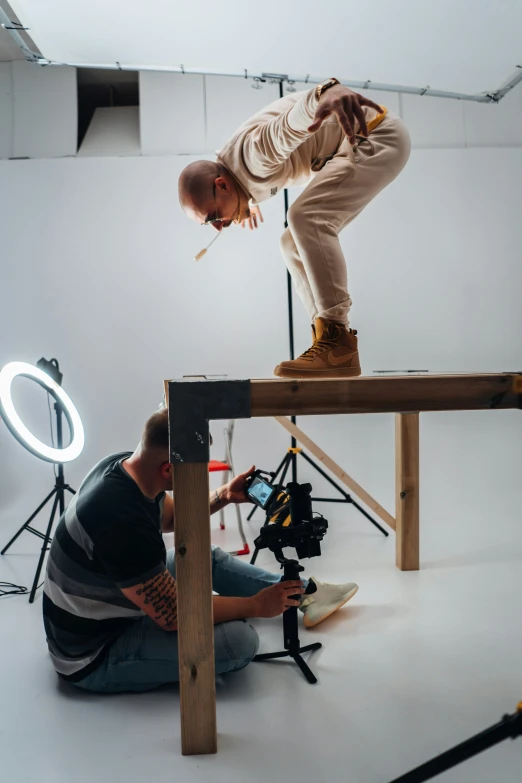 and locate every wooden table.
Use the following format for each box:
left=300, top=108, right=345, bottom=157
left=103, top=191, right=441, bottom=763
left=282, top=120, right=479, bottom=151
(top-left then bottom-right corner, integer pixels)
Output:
left=165, top=372, right=521, bottom=756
